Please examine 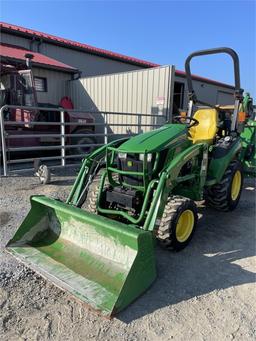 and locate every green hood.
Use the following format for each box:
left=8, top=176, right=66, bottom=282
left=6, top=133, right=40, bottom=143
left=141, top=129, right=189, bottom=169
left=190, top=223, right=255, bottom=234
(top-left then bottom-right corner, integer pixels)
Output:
left=118, top=124, right=187, bottom=153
